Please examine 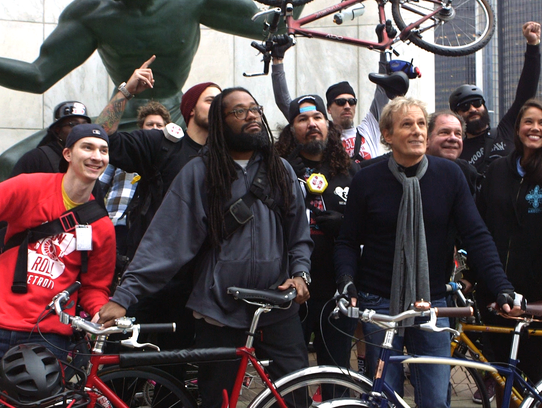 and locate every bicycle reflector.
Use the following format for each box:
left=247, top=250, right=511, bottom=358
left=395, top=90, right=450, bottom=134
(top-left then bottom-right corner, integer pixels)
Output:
left=389, top=60, right=421, bottom=79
